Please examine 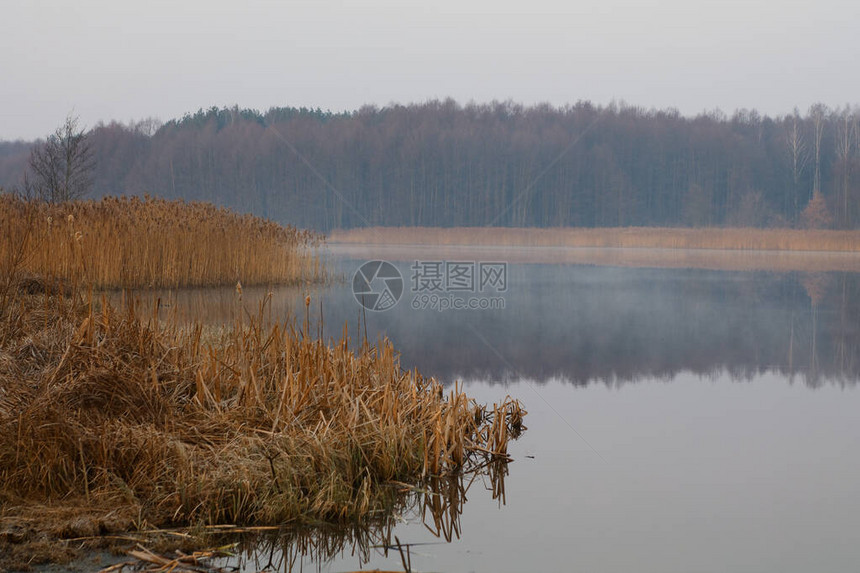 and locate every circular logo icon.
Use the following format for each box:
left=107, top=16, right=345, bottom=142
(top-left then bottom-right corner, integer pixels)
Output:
left=352, top=260, right=403, bottom=312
